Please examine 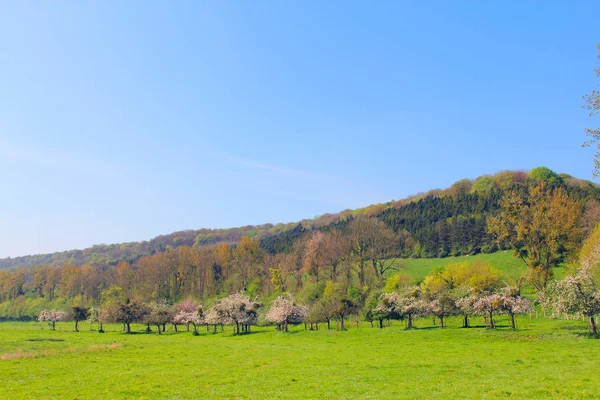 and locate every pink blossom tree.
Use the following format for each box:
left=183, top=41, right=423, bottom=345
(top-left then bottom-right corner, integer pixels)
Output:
left=473, top=294, right=504, bottom=329
left=499, top=287, right=533, bottom=329
left=266, top=293, right=308, bottom=332
left=172, top=299, right=201, bottom=332
left=211, top=292, right=261, bottom=334
left=38, top=310, right=69, bottom=330
left=456, top=294, right=479, bottom=328
left=428, top=294, right=458, bottom=328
